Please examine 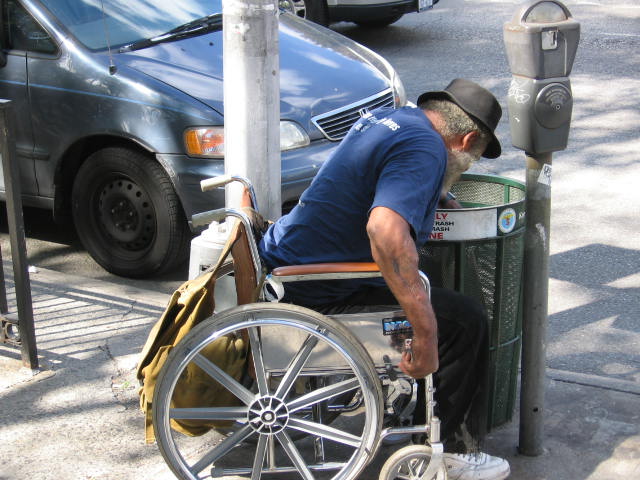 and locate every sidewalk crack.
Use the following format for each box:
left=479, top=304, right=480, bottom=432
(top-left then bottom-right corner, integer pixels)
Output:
left=100, top=321, right=139, bottom=411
